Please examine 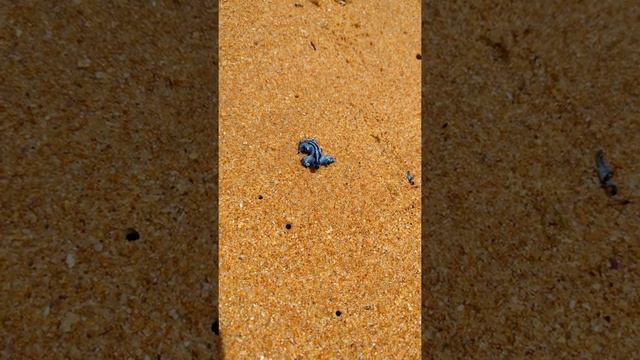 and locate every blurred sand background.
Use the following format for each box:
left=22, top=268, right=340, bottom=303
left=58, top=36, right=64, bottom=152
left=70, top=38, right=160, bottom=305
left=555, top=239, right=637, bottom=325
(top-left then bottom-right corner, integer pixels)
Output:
left=1, top=2, right=219, bottom=358
left=219, top=0, right=421, bottom=357
left=423, top=1, right=640, bottom=357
